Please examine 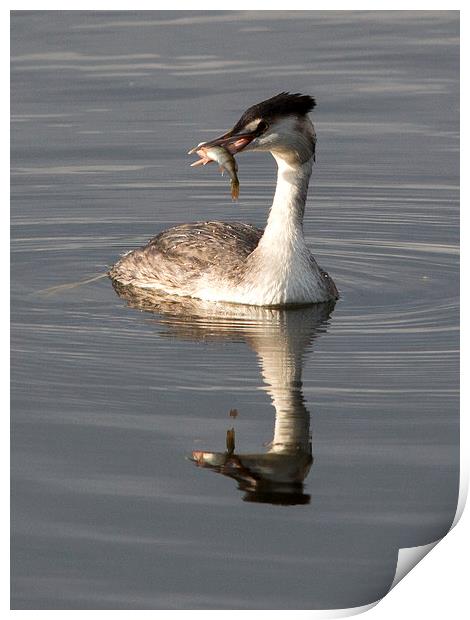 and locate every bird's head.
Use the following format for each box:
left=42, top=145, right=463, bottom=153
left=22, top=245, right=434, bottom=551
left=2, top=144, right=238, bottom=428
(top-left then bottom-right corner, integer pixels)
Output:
left=190, top=92, right=317, bottom=166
